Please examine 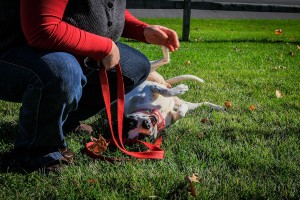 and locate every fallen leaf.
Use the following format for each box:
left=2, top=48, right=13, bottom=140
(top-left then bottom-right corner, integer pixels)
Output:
left=88, top=135, right=109, bottom=155
left=186, top=173, right=203, bottom=183
left=88, top=179, right=97, bottom=184
left=249, top=105, right=256, bottom=111
left=201, top=118, right=208, bottom=123
left=275, top=29, right=282, bottom=35
left=197, top=132, right=205, bottom=139
left=276, top=90, right=283, bottom=98
left=185, top=173, right=203, bottom=197
left=224, top=100, right=232, bottom=108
